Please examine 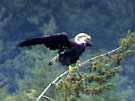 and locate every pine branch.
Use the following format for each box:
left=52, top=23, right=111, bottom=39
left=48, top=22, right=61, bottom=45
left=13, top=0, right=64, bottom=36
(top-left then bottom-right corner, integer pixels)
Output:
left=81, top=46, right=122, bottom=67
left=36, top=46, right=122, bottom=101
left=36, top=71, right=68, bottom=101
left=37, top=31, right=135, bottom=100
